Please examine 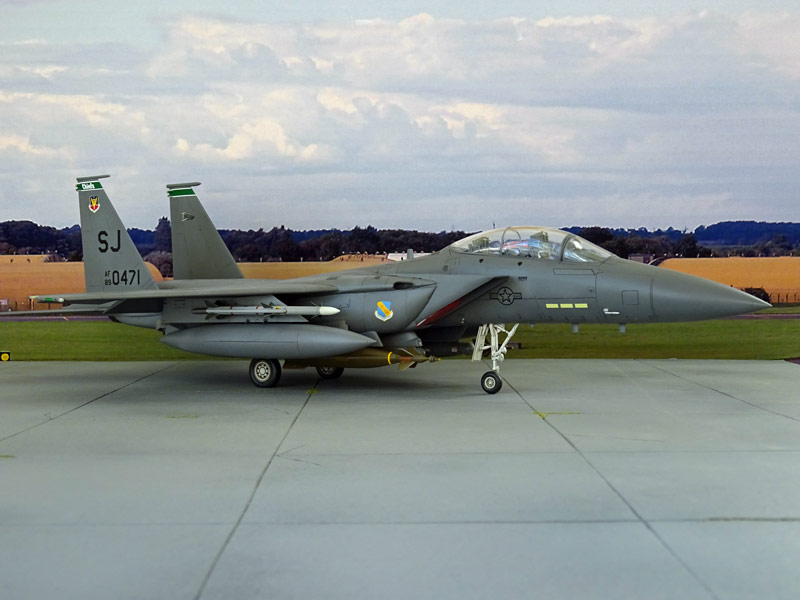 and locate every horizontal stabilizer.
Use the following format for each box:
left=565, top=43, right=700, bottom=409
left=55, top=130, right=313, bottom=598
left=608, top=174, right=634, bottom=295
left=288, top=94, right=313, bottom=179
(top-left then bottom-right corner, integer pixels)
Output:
left=0, top=303, right=117, bottom=318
